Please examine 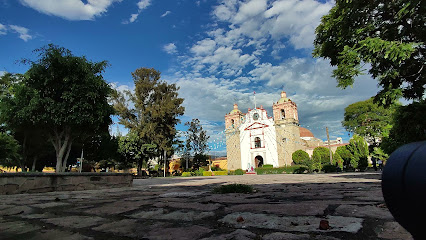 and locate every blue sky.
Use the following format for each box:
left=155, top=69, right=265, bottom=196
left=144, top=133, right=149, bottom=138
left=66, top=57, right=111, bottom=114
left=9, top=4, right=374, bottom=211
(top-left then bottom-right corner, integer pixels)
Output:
left=0, top=0, right=381, bottom=155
